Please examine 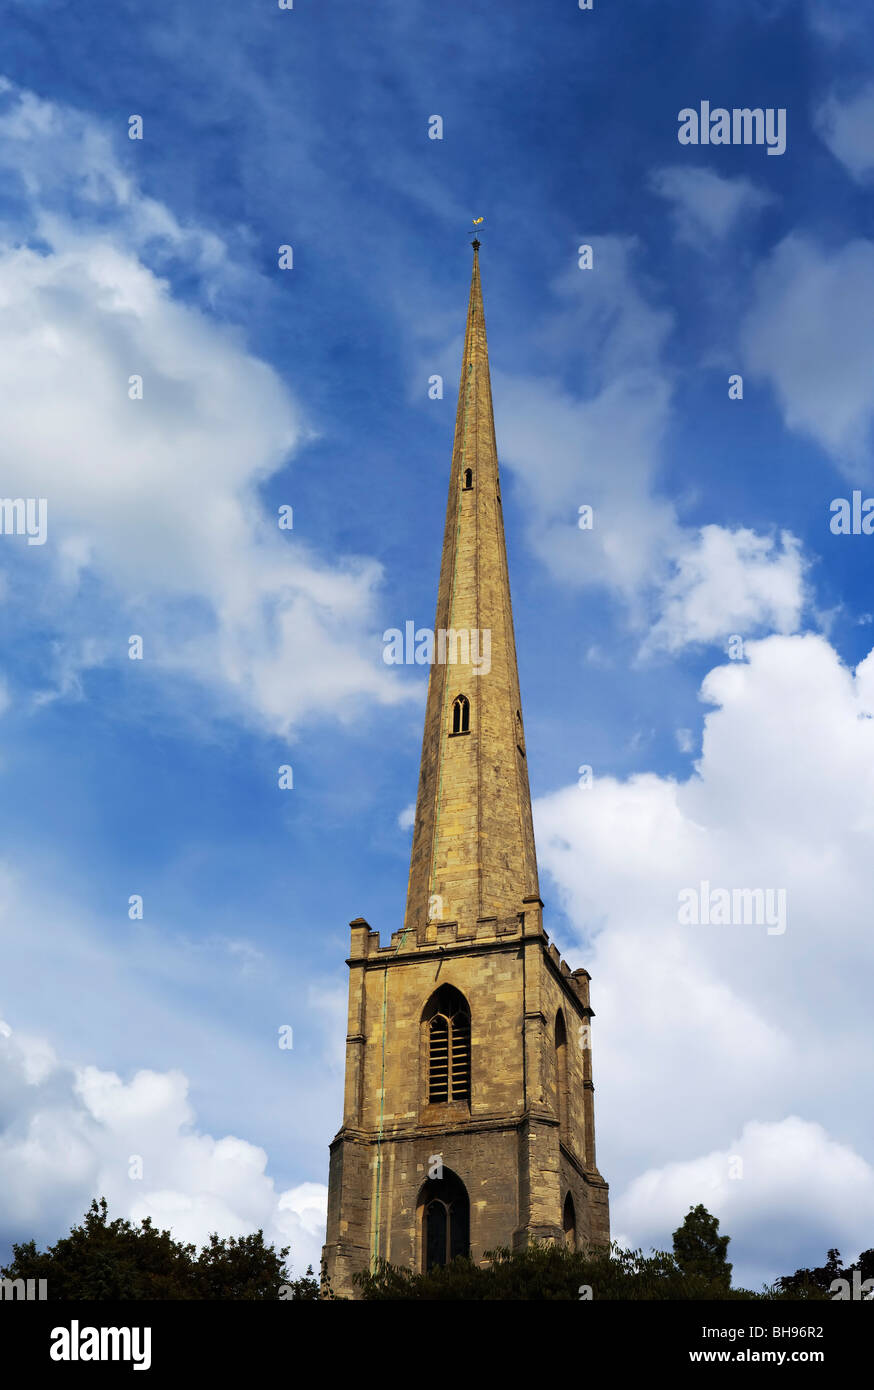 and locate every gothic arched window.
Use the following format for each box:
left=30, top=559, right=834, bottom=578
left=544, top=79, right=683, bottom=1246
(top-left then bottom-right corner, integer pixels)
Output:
left=462, top=468, right=473, bottom=490
left=555, top=1009, right=569, bottom=1140
left=562, top=1192, right=577, bottom=1251
left=423, top=984, right=471, bottom=1102
left=451, top=694, right=470, bottom=735
left=420, top=1169, right=470, bottom=1270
